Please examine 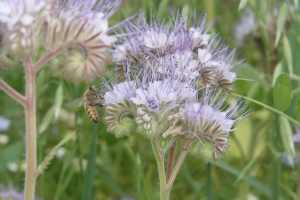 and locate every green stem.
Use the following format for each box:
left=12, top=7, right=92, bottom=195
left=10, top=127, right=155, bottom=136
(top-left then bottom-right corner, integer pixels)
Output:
left=24, top=59, right=37, bottom=200
left=206, top=163, right=213, bottom=200
left=292, top=87, right=300, bottom=96
left=166, top=139, right=194, bottom=193
left=151, top=138, right=168, bottom=200
left=231, top=93, right=300, bottom=126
